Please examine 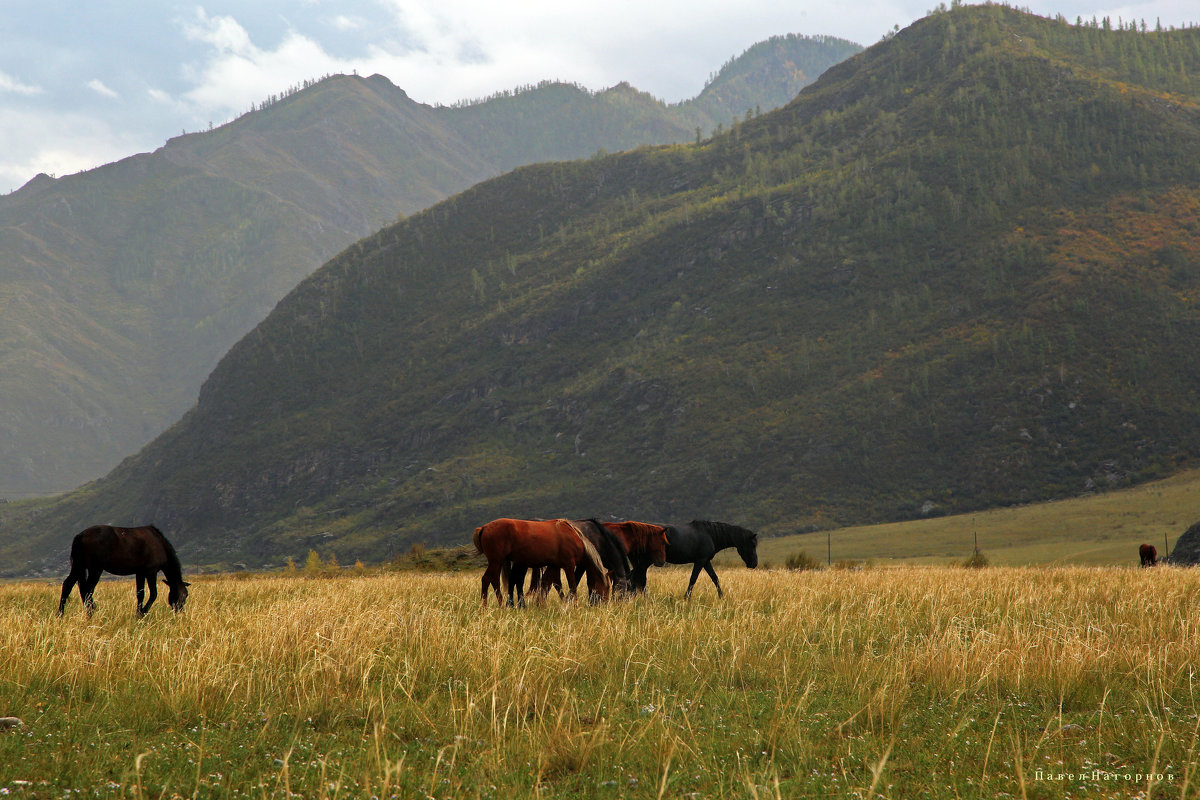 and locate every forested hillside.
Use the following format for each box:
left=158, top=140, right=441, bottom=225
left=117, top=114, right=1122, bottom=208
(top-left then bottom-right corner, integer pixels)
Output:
left=4, top=5, right=1200, bottom=574
left=0, top=34, right=859, bottom=499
